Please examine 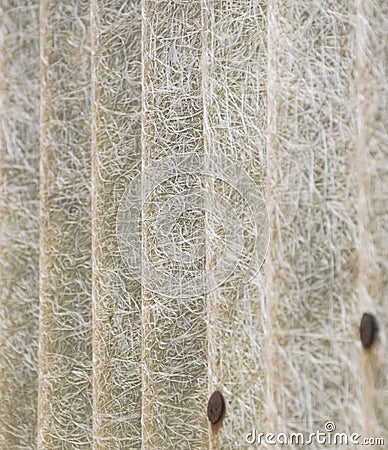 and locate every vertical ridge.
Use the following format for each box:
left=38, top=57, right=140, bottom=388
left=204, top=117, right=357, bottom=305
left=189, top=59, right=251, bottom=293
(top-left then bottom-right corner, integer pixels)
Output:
left=91, top=1, right=143, bottom=447
left=201, top=1, right=268, bottom=447
left=0, top=2, right=40, bottom=448
left=38, top=1, right=93, bottom=447
left=141, top=1, right=208, bottom=447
